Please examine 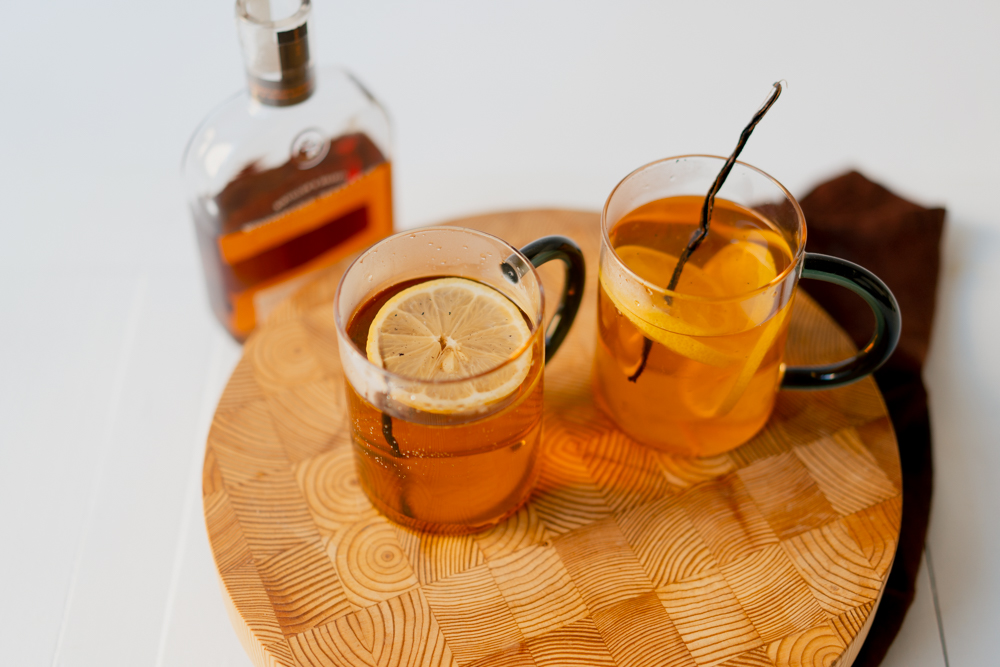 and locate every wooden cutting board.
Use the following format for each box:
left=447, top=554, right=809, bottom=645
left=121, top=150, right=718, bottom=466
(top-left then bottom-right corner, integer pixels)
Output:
left=203, top=210, right=902, bottom=667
